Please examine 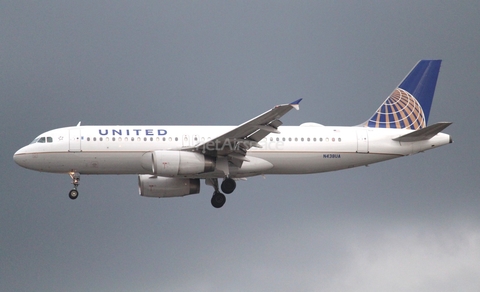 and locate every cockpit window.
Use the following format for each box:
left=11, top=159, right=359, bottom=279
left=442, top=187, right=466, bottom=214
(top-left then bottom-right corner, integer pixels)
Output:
left=29, top=136, right=53, bottom=144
